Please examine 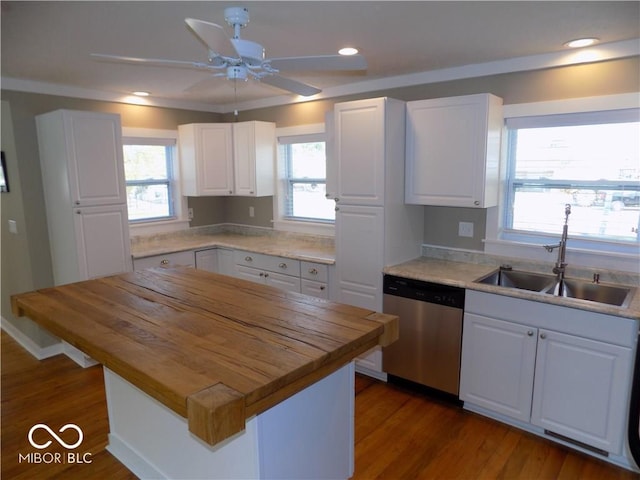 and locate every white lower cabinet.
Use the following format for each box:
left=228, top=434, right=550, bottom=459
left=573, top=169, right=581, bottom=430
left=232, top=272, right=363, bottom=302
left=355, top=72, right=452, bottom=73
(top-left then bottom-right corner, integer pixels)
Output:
left=460, top=291, right=635, bottom=456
